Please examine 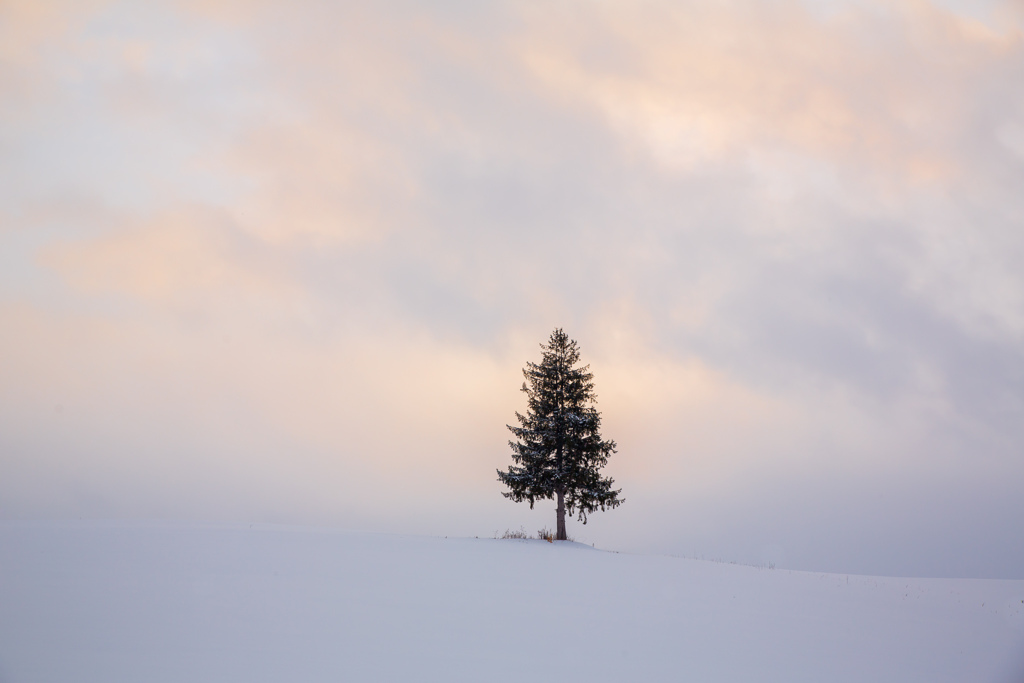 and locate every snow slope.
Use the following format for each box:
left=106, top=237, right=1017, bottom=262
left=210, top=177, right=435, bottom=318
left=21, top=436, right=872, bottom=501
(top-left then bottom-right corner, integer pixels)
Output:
left=0, top=521, right=1021, bottom=682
